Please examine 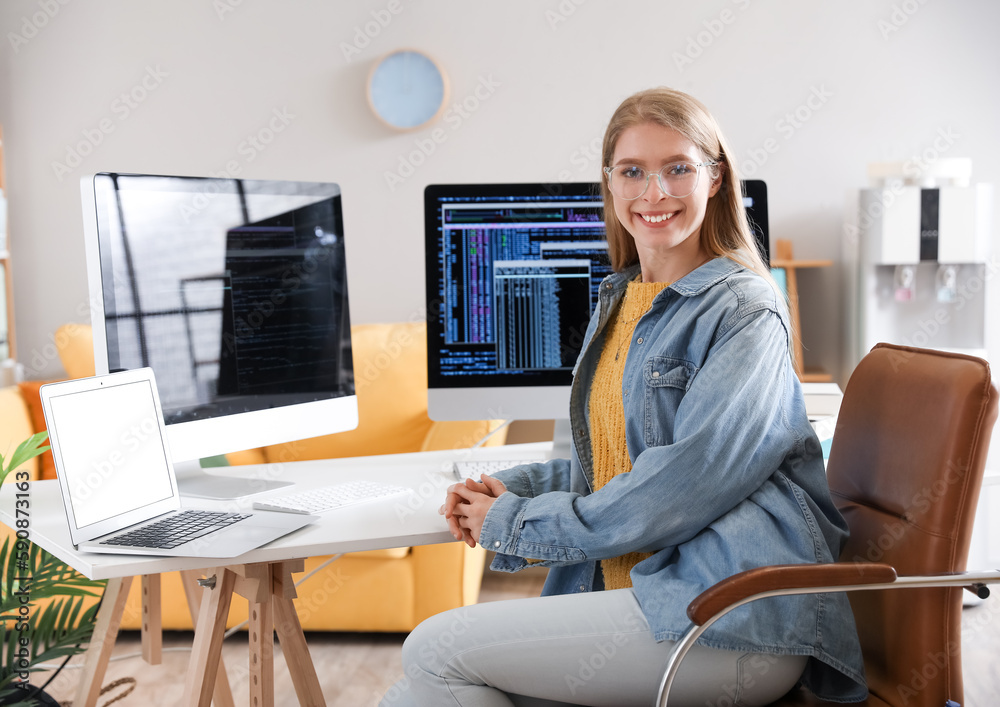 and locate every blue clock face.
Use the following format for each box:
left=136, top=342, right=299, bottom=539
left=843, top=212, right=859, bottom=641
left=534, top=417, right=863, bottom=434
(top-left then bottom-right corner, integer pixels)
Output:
left=368, top=50, right=447, bottom=130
